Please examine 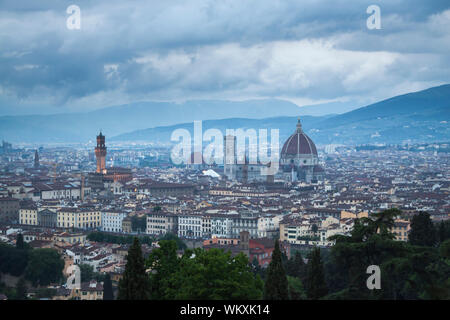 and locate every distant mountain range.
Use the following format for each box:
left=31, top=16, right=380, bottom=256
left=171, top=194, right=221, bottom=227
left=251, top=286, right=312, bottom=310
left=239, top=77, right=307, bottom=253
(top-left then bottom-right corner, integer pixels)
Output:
left=110, top=115, right=334, bottom=145
left=0, top=99, right=303, bottom=143
left=112, top=84, right=450, bottom=145
left=0, top=84, right=449, bottom=145
left=310, top=84, right=450, bottom=144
